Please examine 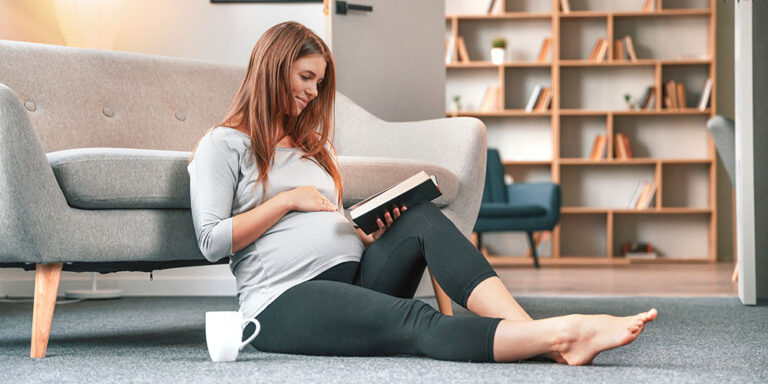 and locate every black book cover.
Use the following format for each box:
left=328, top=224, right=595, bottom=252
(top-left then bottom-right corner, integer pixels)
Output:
left=350, top=175, right=441, bottom=234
